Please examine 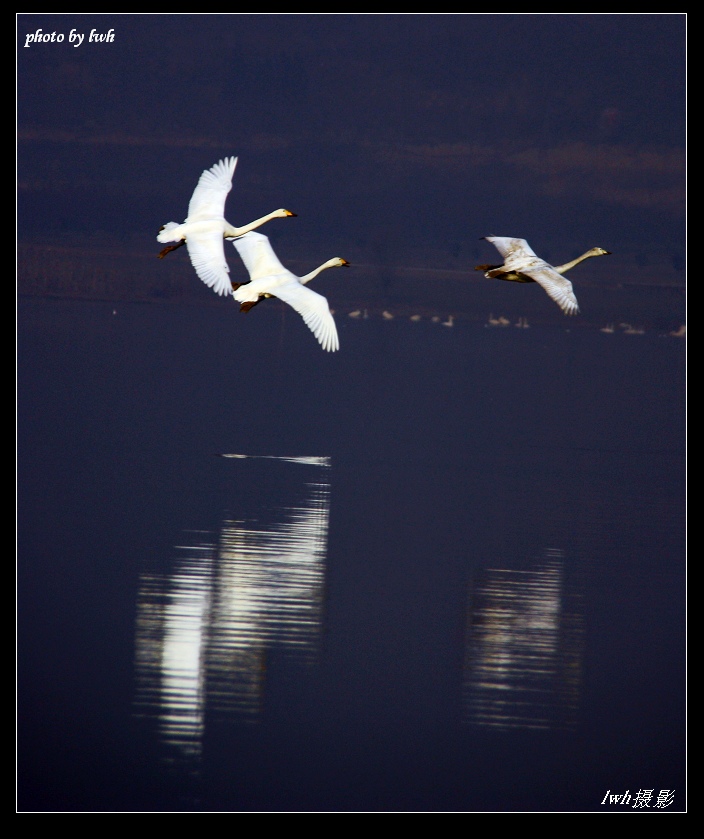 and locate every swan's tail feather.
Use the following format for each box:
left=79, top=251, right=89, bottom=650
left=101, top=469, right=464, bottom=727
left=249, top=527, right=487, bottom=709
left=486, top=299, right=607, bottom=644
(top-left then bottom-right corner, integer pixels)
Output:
left=157, top=222, right=182, bottom=243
